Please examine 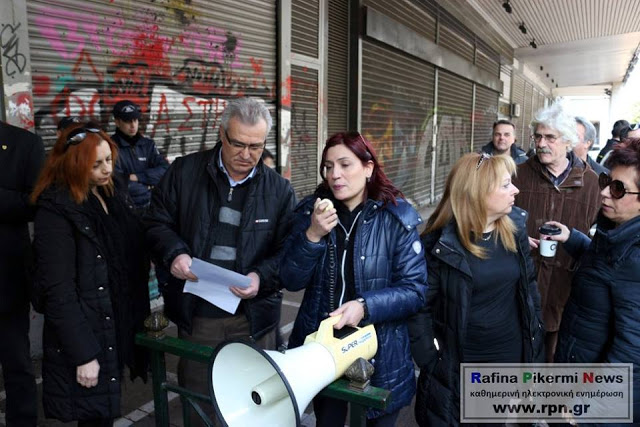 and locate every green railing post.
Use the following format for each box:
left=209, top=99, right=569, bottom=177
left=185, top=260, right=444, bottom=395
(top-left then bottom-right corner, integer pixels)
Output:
left=148, top=345, right=169, bottom=426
